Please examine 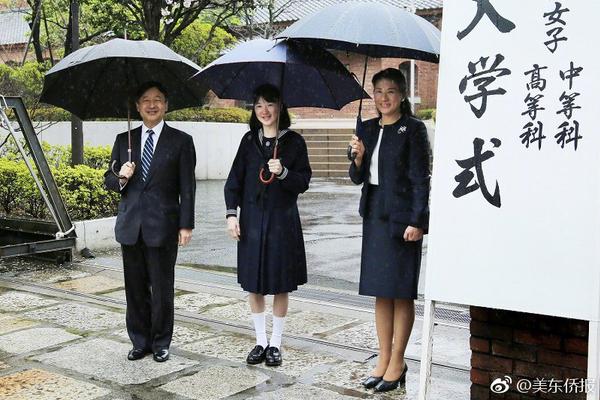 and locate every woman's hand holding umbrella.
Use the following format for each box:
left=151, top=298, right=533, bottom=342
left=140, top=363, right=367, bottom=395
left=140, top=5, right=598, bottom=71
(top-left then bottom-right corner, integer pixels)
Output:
left=349, top=135, right=365, bottom=167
